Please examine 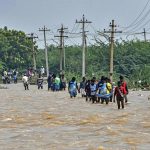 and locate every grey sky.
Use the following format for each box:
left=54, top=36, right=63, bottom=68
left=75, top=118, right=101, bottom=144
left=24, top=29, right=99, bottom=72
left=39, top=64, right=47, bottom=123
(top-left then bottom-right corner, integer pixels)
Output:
left=0, top=0, right=149, bottom=47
